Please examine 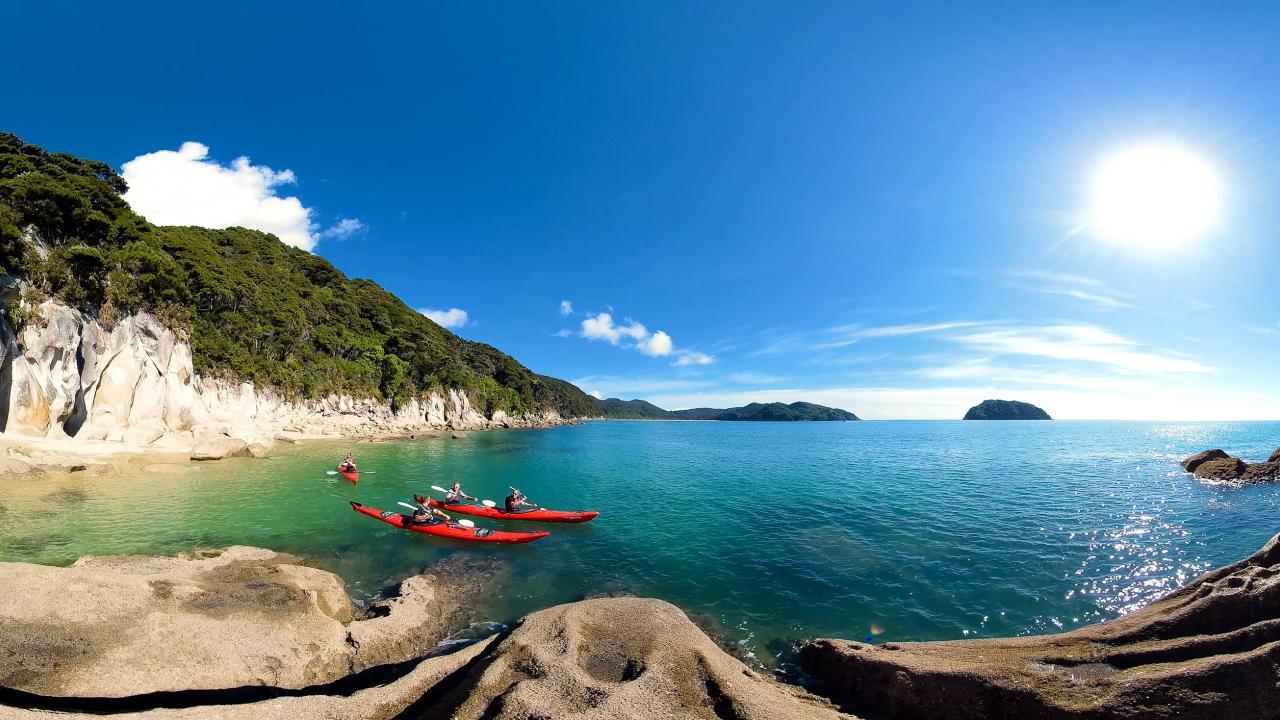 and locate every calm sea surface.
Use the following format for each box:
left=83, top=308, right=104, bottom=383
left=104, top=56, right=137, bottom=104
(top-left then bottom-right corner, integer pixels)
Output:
left=2, top=420, right=1277, bottom=664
